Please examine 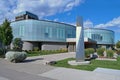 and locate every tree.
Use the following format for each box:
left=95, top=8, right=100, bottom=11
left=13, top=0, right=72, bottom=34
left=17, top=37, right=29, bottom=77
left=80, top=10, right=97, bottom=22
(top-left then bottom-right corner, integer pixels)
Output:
left=0, top=19, right=13, bottom=50
left=13, top=38, right=23, bottom=51
left=116, top=41, right=120, bottom=48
